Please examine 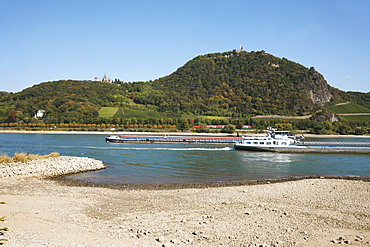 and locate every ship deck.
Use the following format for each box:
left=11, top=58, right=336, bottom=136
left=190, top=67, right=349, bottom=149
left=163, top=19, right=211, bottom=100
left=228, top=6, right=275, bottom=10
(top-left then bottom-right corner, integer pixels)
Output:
left=106, top=135, right=242, bottom=143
